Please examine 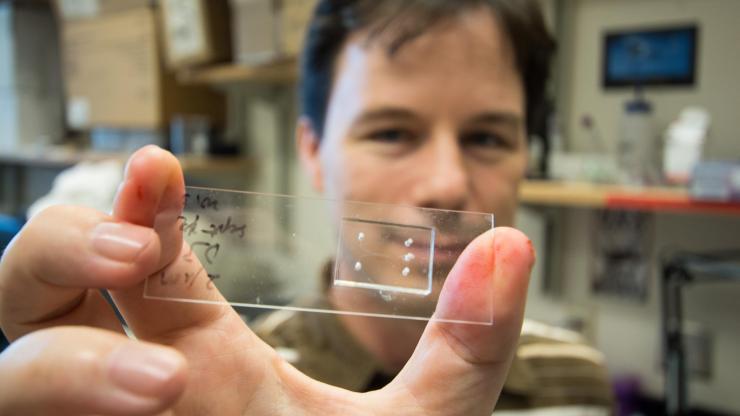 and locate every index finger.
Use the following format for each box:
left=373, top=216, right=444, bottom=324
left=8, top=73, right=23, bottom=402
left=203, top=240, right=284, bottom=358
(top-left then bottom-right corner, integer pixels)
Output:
left=107, top=146, right=243, bottom=342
